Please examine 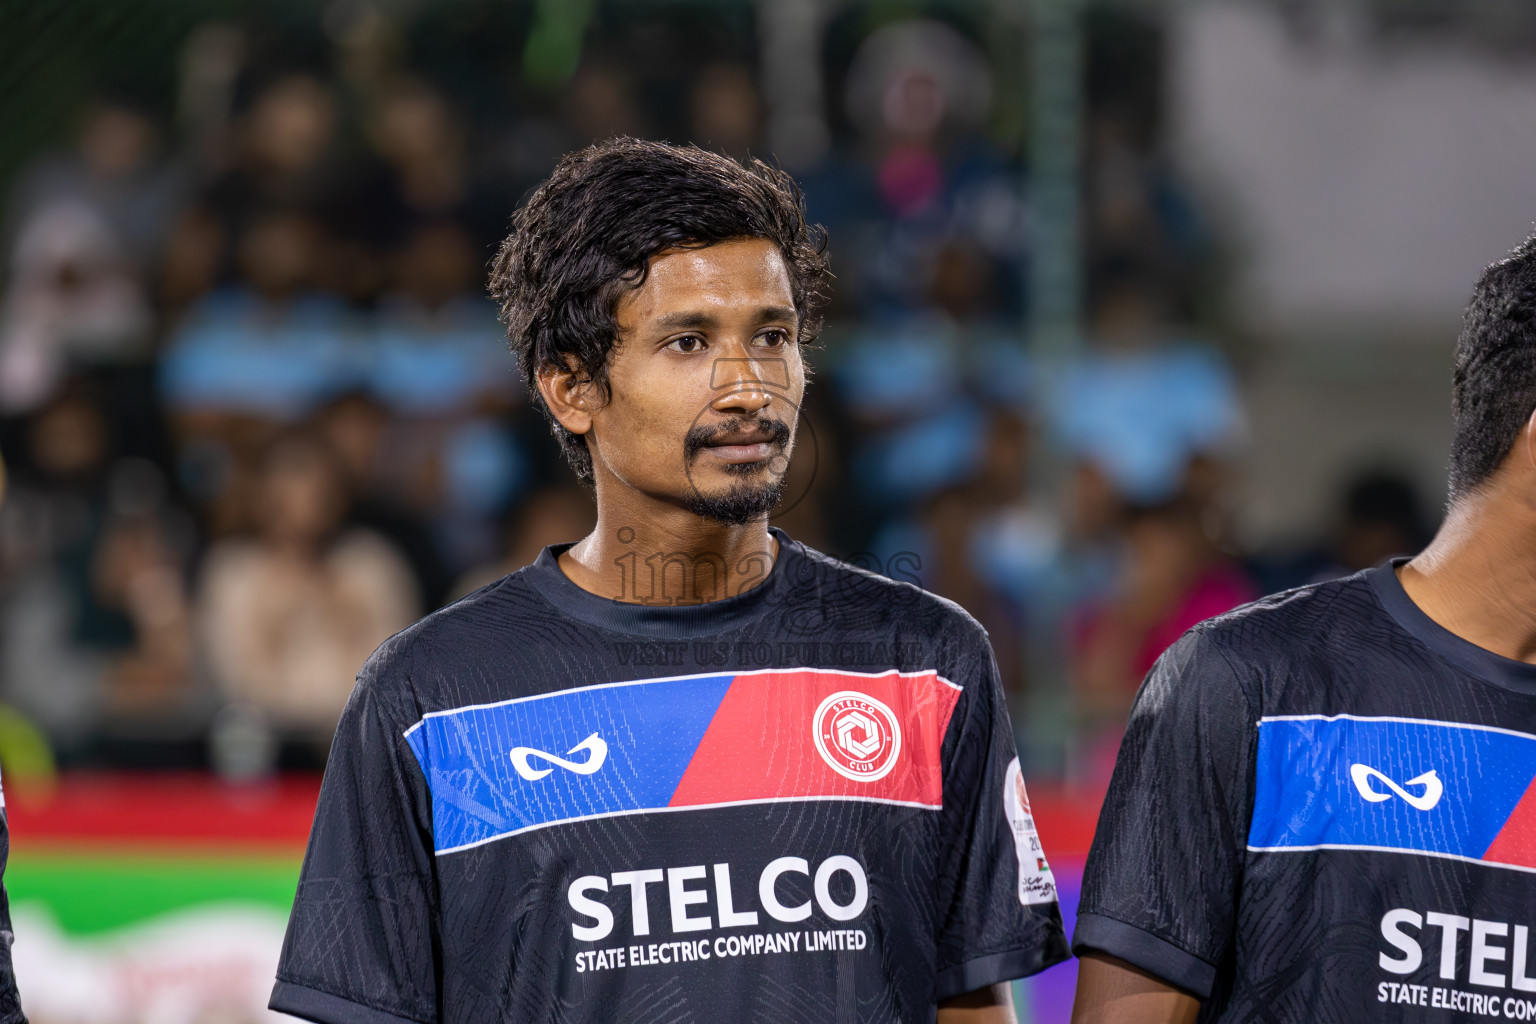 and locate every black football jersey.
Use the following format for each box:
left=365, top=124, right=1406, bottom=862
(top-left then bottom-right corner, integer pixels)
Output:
left=270, top=528, right=1069, bottom=1024
left=1075, top=561, right=1536, bottom=1021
